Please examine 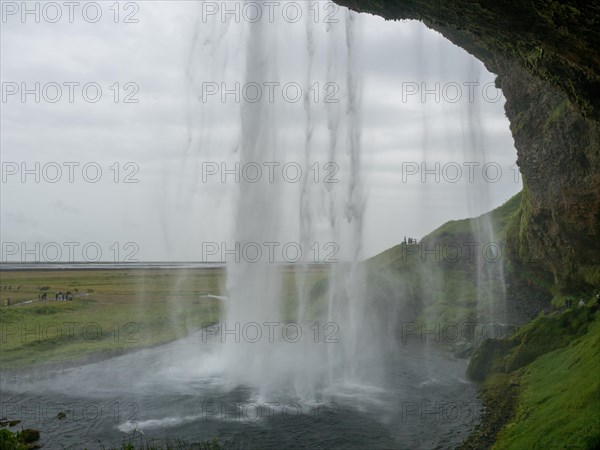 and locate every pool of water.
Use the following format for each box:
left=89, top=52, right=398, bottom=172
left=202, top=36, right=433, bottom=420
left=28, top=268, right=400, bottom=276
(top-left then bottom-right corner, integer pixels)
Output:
left=0, top=332, right=480, bottom=449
